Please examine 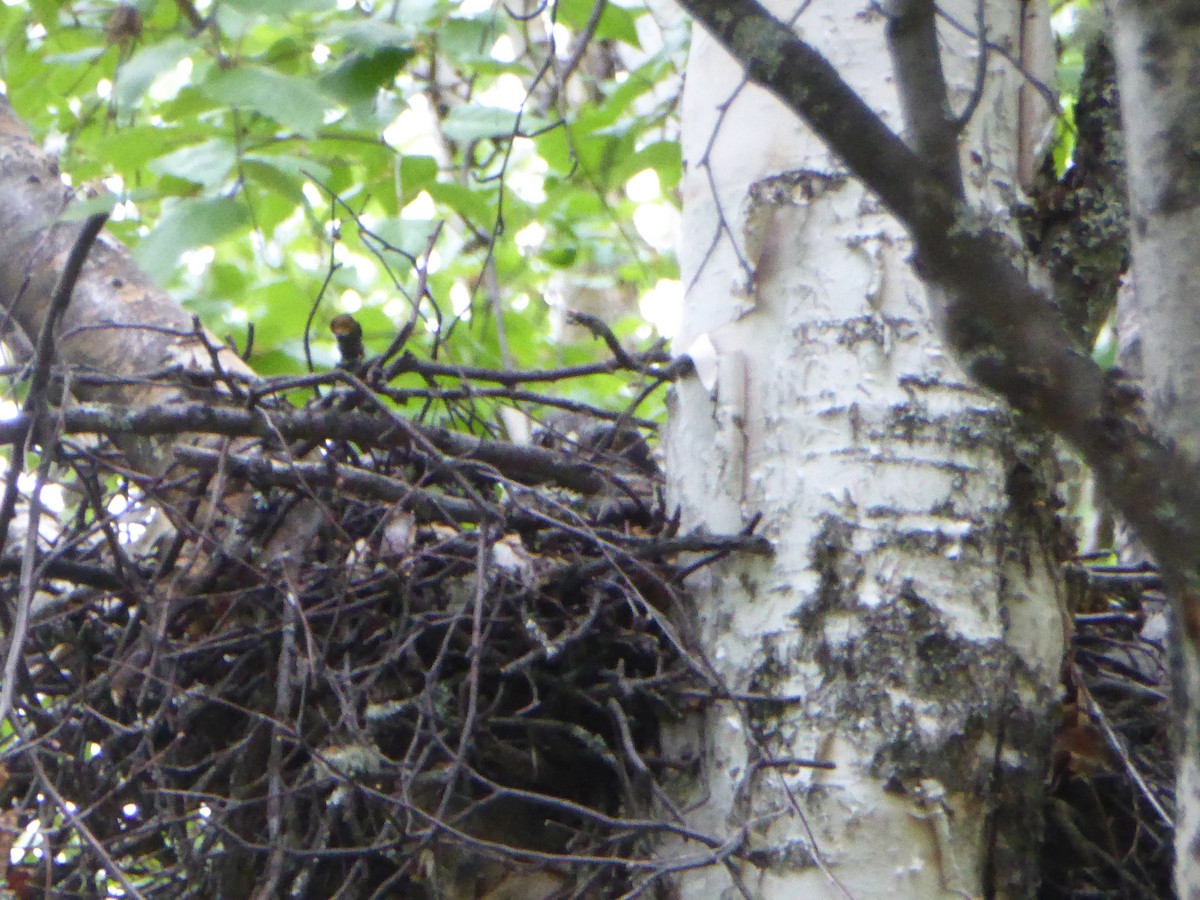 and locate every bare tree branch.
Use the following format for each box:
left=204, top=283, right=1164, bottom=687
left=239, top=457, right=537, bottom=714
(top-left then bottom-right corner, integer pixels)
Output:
left=0, top=401, right=643, bottom=496
left=884, top=0, right=965, bottom=189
